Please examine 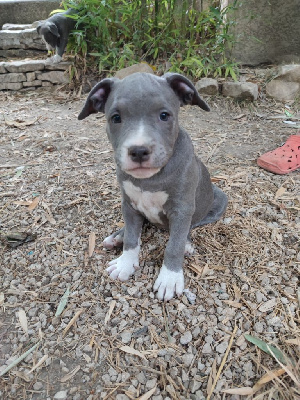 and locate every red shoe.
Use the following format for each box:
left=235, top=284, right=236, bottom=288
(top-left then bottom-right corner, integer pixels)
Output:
left=257, top=135, right=300, bottom=174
